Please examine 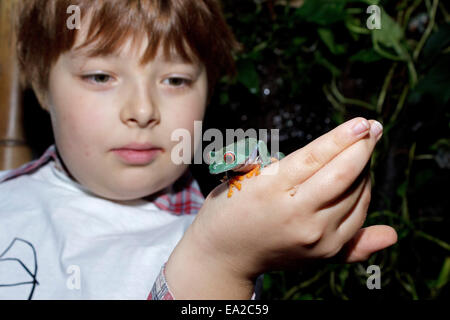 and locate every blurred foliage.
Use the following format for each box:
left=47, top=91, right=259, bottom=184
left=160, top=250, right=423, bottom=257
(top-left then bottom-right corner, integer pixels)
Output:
left=193, top=0, right=450, bottom=300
